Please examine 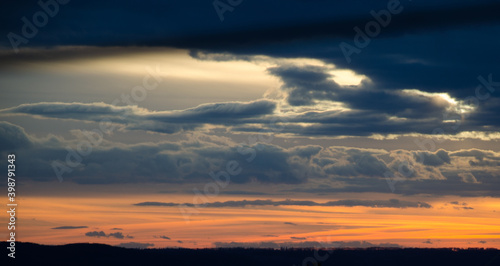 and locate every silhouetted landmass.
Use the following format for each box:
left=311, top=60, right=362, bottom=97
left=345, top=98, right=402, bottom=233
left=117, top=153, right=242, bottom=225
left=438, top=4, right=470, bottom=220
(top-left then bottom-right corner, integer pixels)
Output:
left=2, top=242, right=499, bottom=266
